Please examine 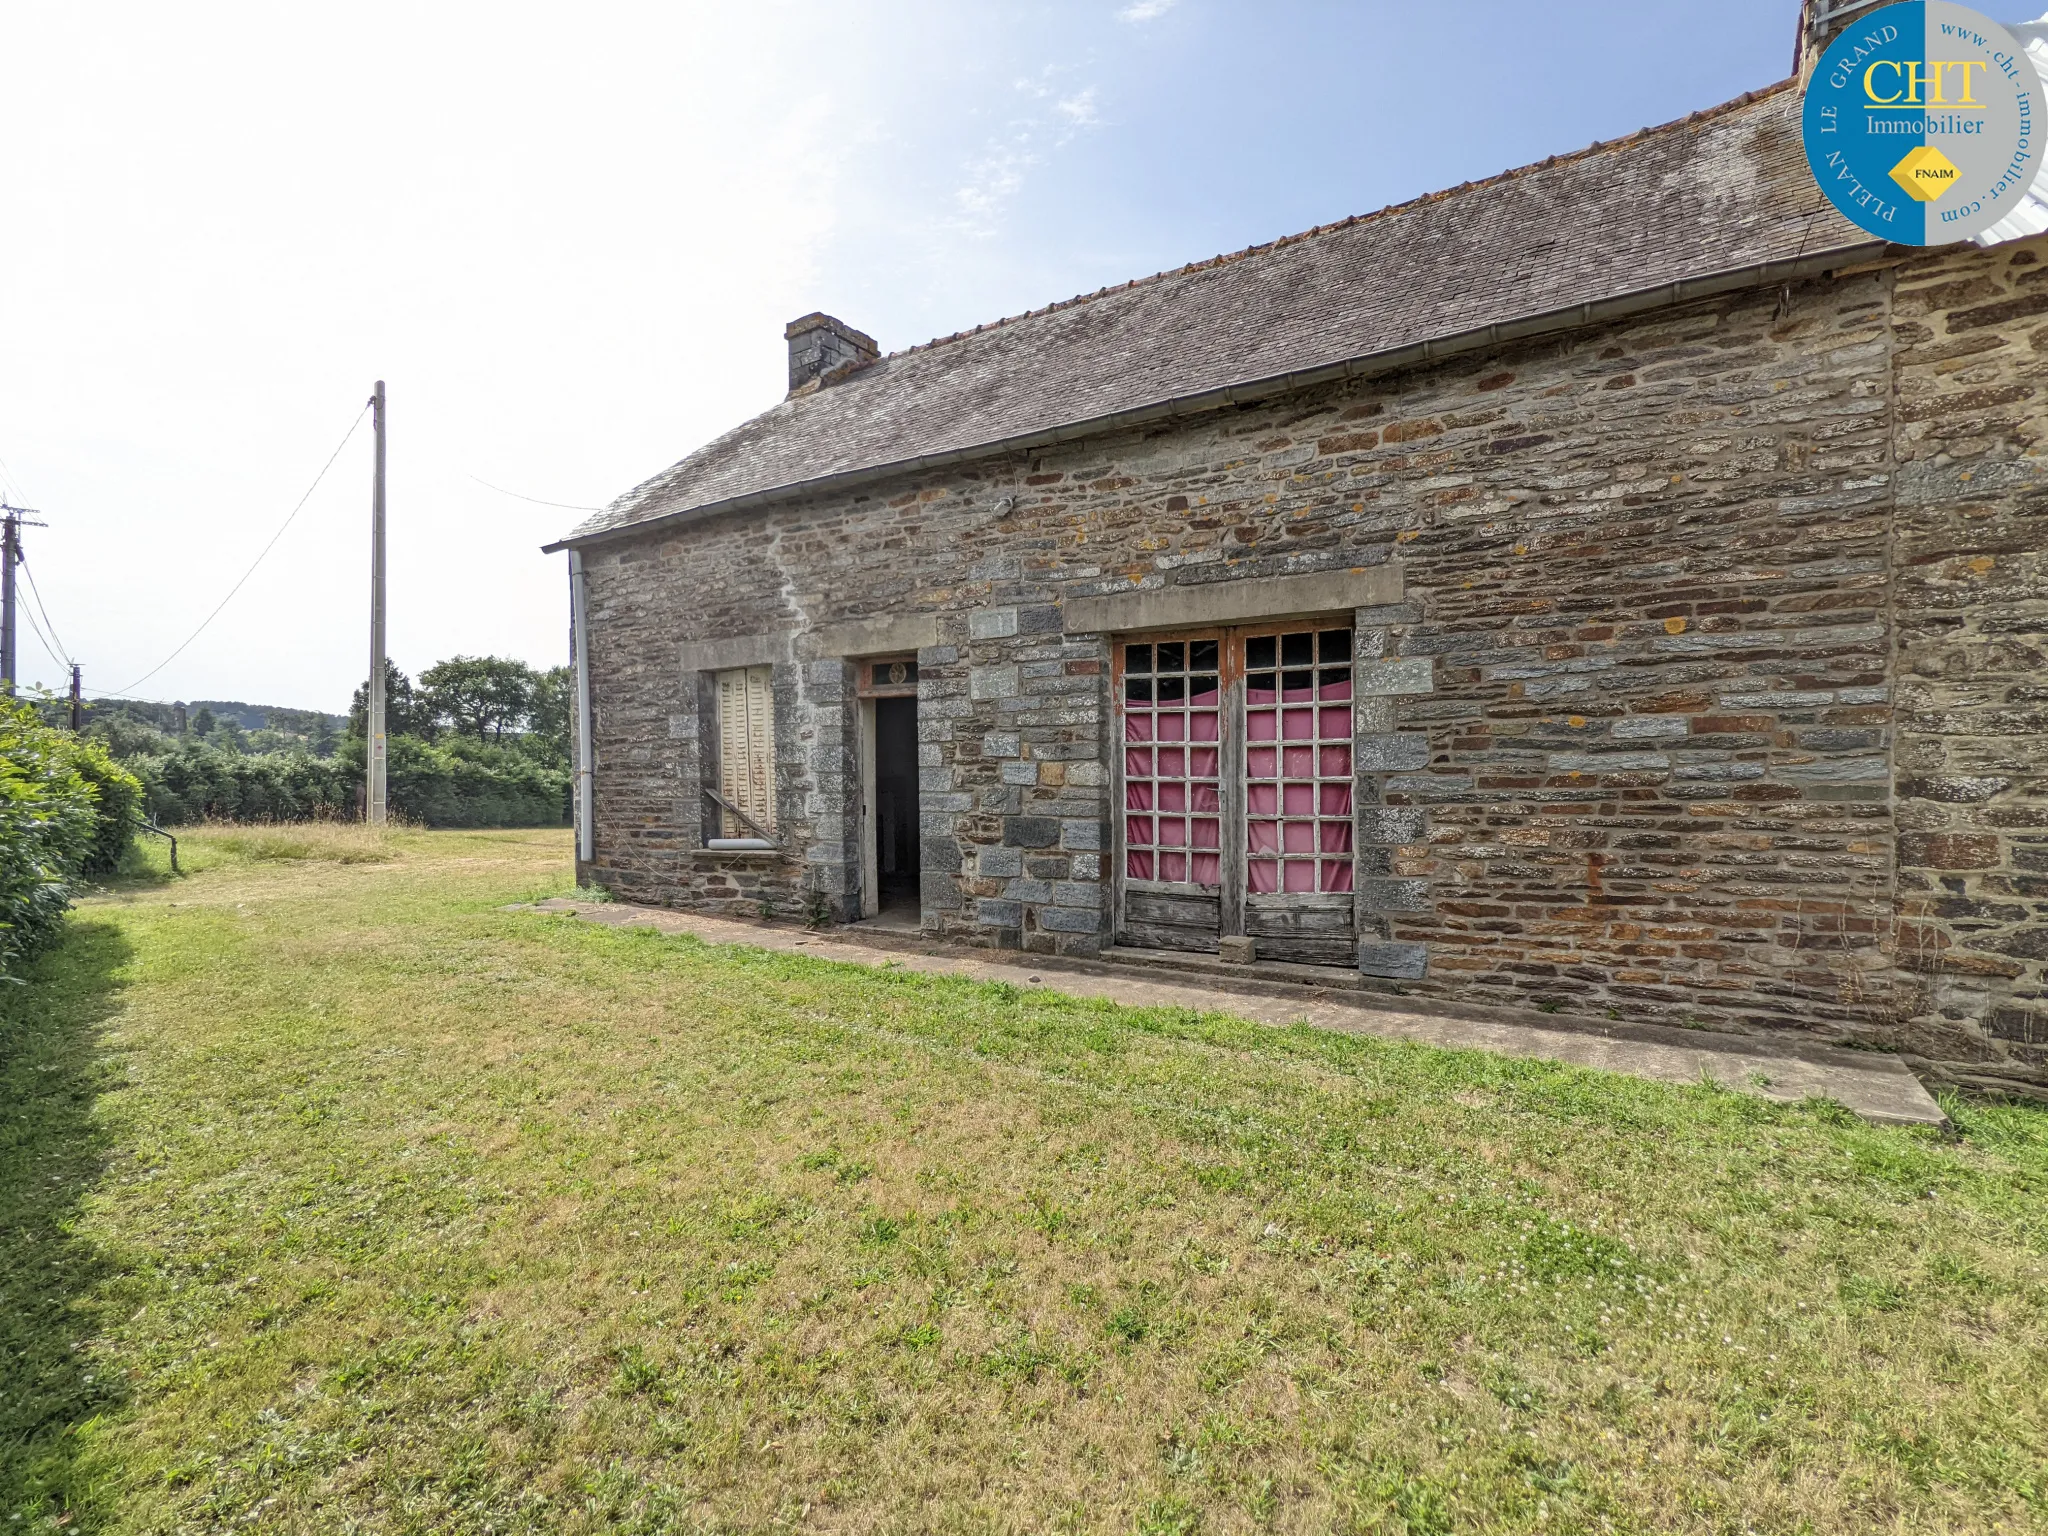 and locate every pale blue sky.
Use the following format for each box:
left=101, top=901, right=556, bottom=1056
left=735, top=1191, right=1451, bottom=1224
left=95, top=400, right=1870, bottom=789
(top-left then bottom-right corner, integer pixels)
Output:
left=0, top=0, right=2038, bottom=709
